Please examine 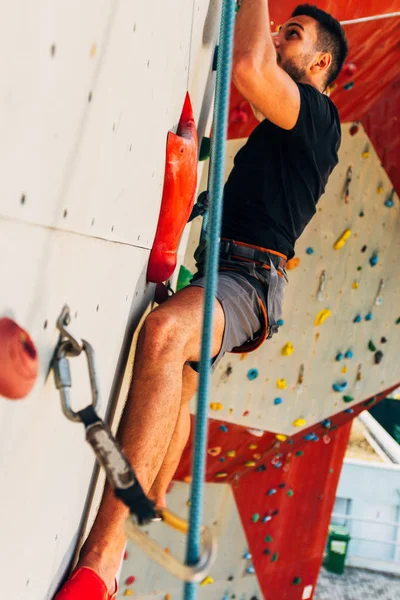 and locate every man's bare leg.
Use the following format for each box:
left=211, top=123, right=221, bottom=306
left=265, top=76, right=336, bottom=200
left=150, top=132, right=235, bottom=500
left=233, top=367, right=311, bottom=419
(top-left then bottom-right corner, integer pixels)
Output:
left=76, top=287, right=224, bottom=591
left=148, top=364, right=198, bottom=507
